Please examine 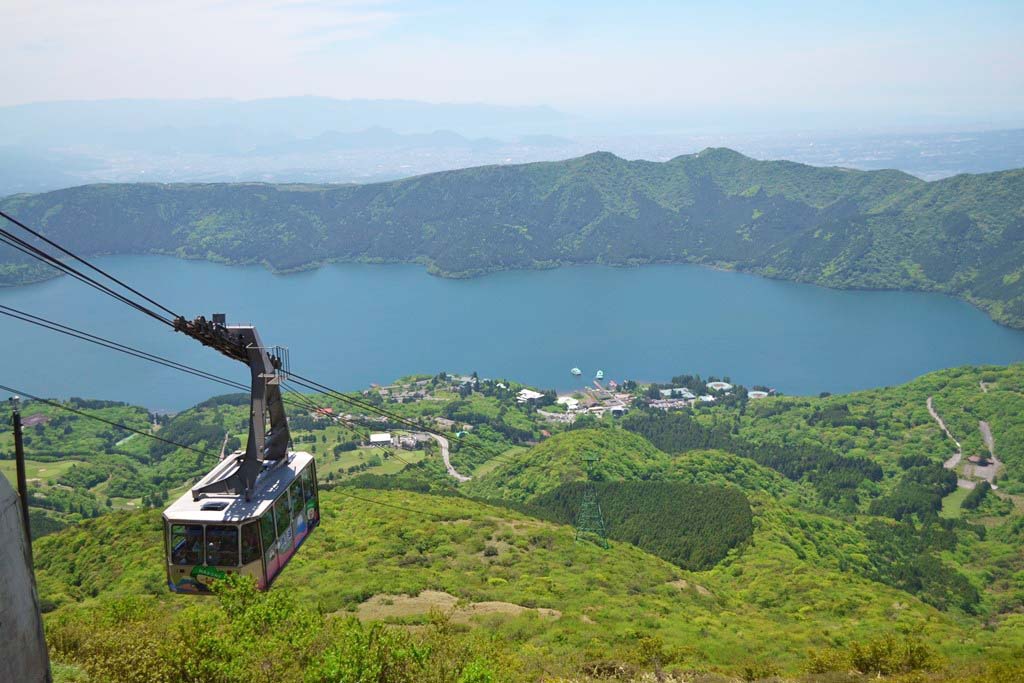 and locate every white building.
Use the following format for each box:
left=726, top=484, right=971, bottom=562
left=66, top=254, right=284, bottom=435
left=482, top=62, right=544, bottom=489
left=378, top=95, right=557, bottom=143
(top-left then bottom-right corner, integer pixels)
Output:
left=748, top=390, right=769, bottom=399
left=660, top=388, right=696, bottom=399
left=369, top=432, right=393, bottom=447
left=556, top=396, right=580, bottom=411
left=698, top=395, right=717, bottom=403
left=517, top=388, right=545, bottom=404
left=706, top=381, right=733, bottom=392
